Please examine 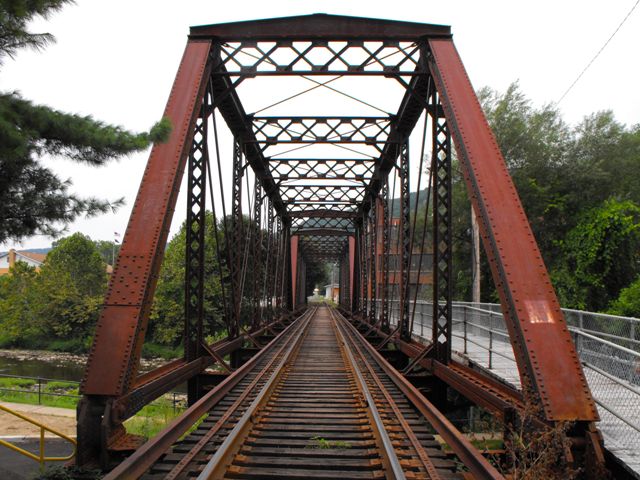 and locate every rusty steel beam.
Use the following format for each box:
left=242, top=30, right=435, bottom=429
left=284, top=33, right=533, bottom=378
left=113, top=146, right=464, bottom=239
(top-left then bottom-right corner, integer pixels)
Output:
left=190, top=13, right=451, bottom=41
left=103, top=313, right=310, bottom=479
left=81, top=40, right=212, bottom=397
left=427, top=38, right=597, bottom=422
left=77, top=39, right=212, bottom=466
left=336, top=312, right=504, bottom=480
